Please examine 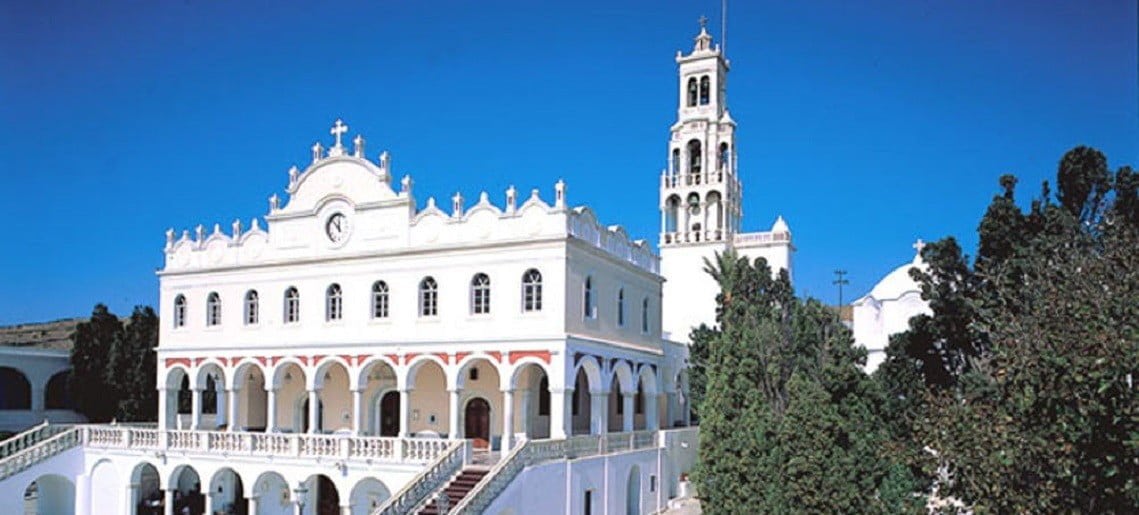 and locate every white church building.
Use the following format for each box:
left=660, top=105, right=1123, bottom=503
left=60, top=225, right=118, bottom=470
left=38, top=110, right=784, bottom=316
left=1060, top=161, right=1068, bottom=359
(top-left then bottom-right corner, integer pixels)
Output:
left=850, top=241, right=933, bottom=373
left=1, top=20, right=789, bottom=515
